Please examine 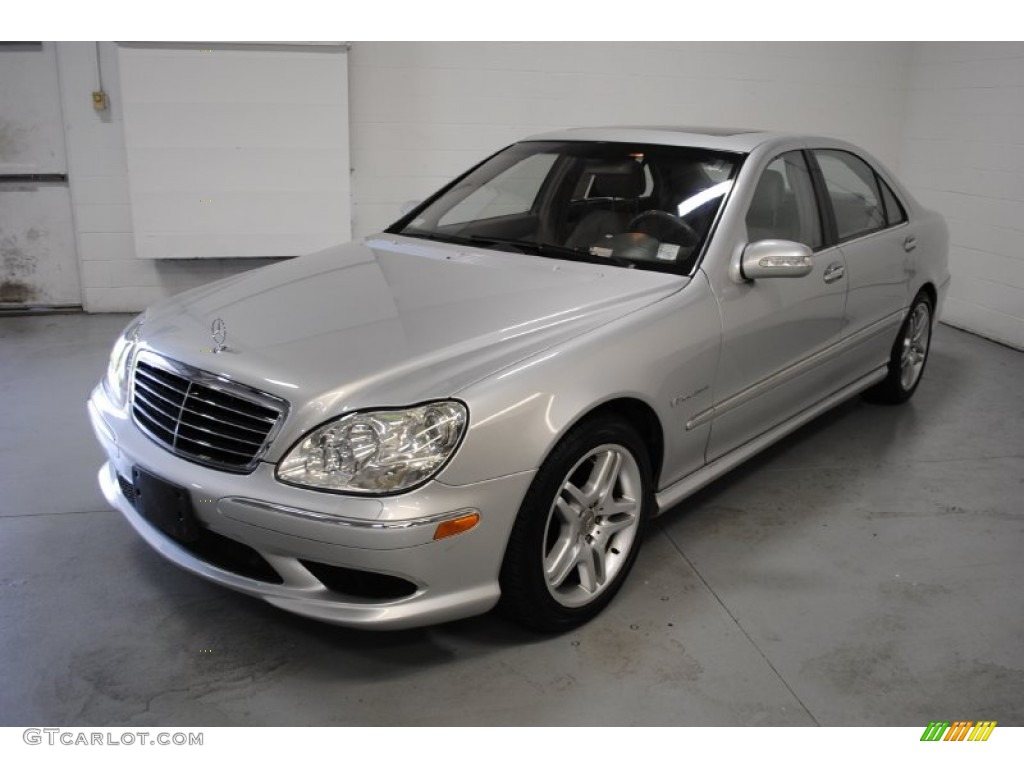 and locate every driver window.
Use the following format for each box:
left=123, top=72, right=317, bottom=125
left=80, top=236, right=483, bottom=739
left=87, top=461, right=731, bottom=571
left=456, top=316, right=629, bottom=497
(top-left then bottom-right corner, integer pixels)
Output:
left=746, top=152, right=822, bottom=249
